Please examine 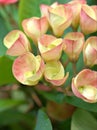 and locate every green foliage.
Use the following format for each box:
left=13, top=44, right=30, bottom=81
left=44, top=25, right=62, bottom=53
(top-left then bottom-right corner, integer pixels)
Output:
left=0, top=17, right=8, bottom=56
left=38, top=91, right=97, bottom=112
left=34, top=109, right=52, bottom=130
left=64, top=96, right=97, bottom=112
left=71, top=109, right=97, bottom=130
left=0, top=99, right=25, bottom=112
left=0, top=56, right=16, bottom=85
